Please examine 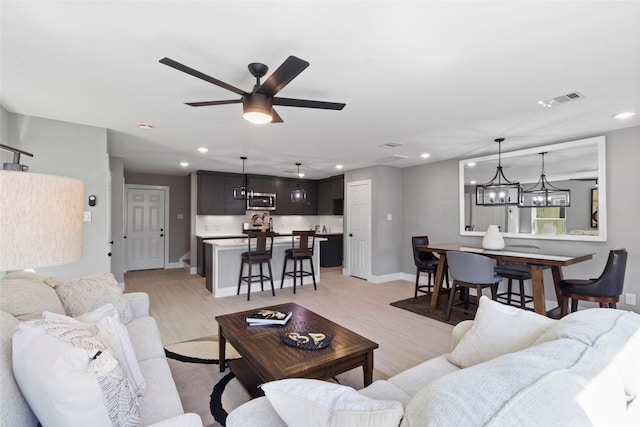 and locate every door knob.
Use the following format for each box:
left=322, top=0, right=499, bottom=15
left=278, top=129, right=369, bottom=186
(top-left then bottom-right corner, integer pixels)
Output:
left=107, top=252, right=112, bottom=257
left=109, top=241, right=114, bottom=245
left=160, top=234, right=164, bottom=237
left=349, top=233, right=353, bottom=237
